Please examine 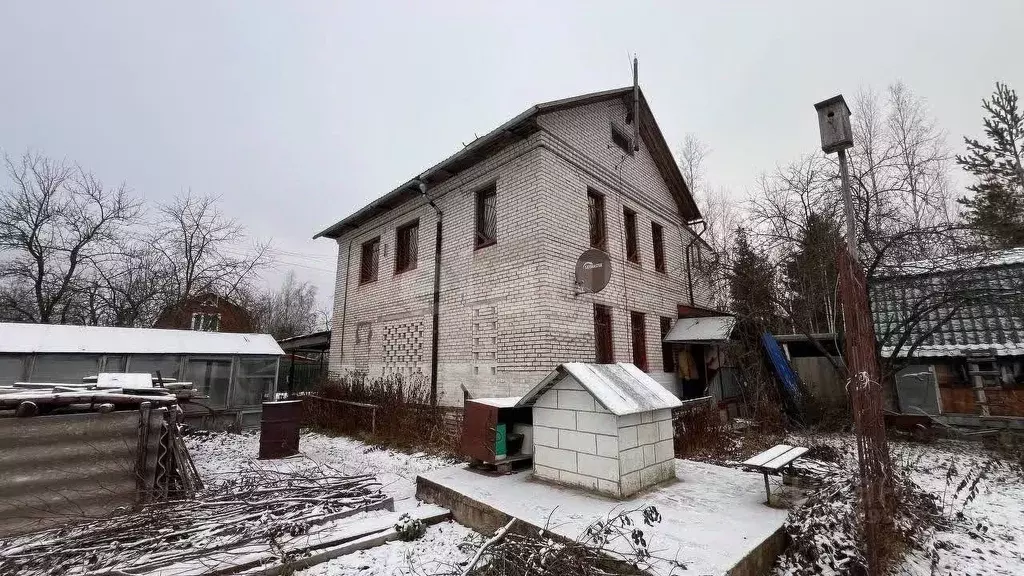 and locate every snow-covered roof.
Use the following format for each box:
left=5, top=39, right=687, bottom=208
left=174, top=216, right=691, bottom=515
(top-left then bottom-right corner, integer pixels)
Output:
left=662, top=315, right=735, bottom=343
left=876, top=247, right=1024, bottom=279
left=516, top=363, right=682, bottom=416
left=0, top=322, right=284, bottom=356
left=871, top=248, right=1024, bottom=359
left=470, top=396, right=520, bottom=408
left=881, top=342, right=1024, bottom=358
